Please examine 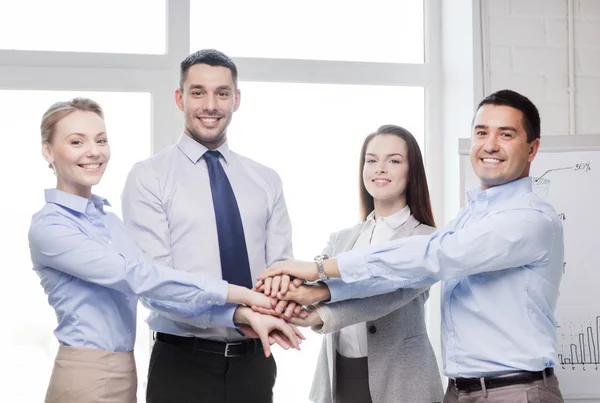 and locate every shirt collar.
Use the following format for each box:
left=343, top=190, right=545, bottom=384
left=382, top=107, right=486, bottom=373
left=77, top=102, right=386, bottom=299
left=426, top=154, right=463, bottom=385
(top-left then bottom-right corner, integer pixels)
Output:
left=44, top=188, right=111, bottom=214
left=466, top=177, right=533, bottom=204
left=177, top=132, right=231, bottom=165
left=367, top=205, right=411, bottom=229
